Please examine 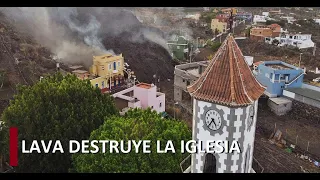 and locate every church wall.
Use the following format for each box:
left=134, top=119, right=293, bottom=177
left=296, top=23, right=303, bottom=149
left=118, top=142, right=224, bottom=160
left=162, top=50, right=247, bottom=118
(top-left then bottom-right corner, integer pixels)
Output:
left=191, top=99, right=257, bottom=173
